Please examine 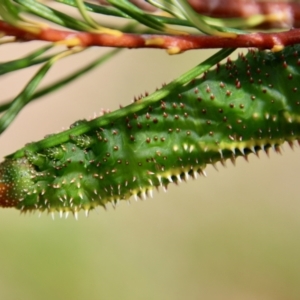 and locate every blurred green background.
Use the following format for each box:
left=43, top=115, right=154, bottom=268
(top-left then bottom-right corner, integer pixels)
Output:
left=0, top=40, right=300, bottom=300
